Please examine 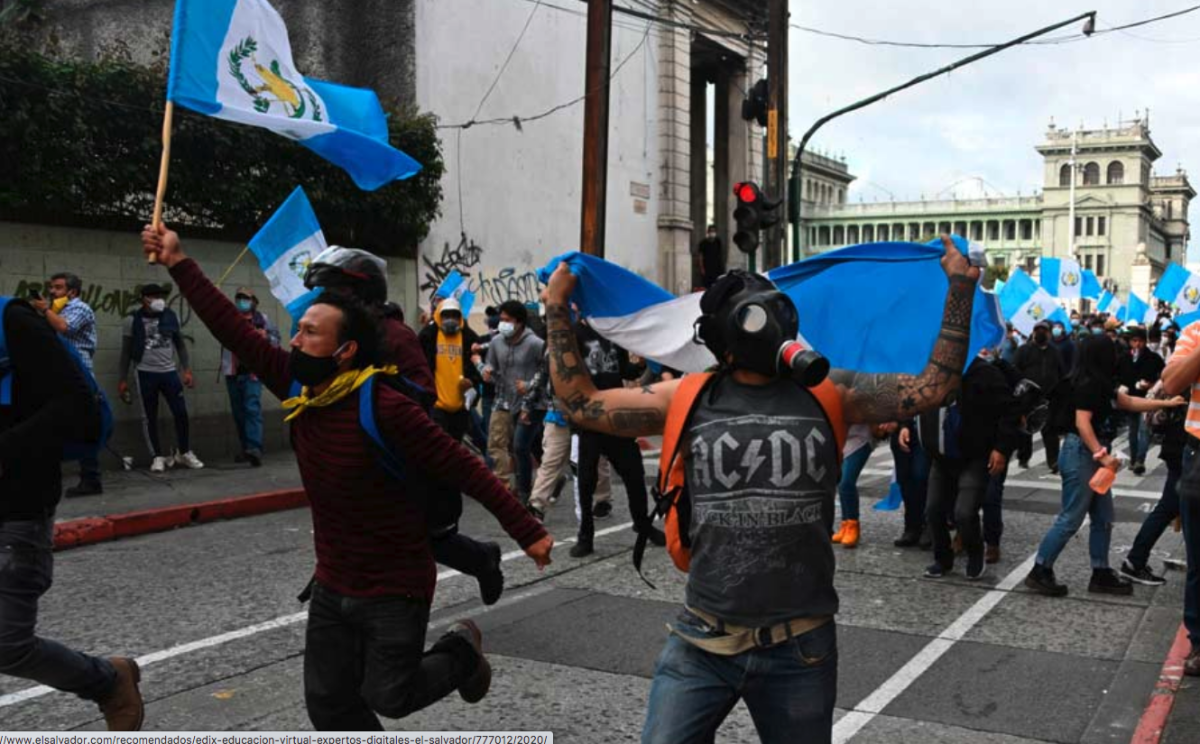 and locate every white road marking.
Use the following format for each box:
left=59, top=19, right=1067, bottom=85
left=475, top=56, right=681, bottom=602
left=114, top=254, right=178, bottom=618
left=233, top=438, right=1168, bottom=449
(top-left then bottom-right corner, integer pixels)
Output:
left=833, top=552, right=1038, bottom=743
left=0, top=521, right=637, bottom=709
